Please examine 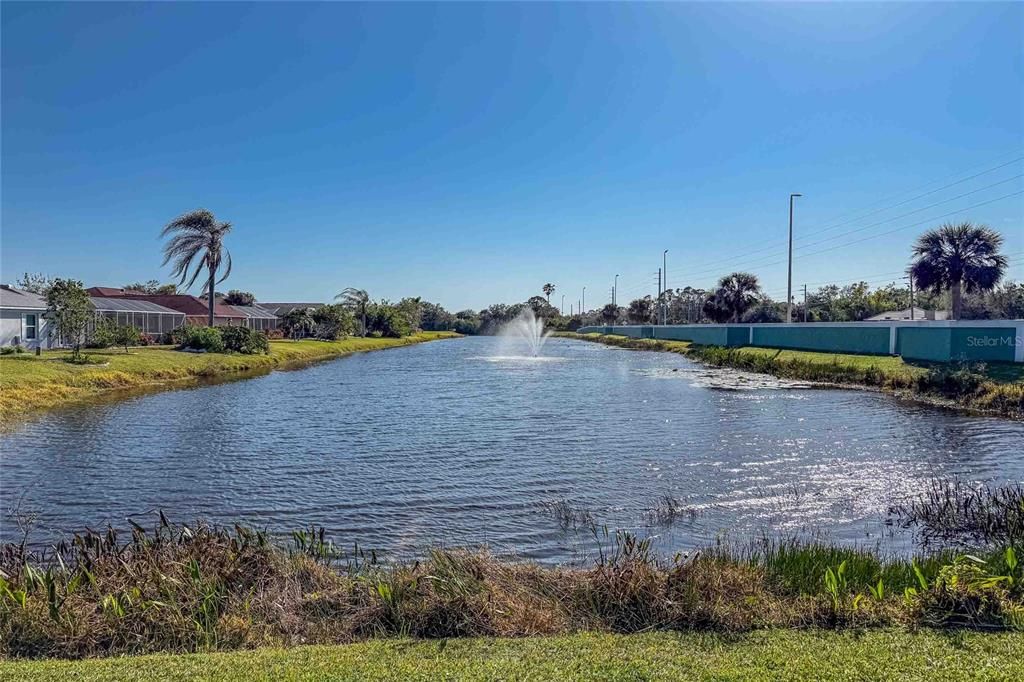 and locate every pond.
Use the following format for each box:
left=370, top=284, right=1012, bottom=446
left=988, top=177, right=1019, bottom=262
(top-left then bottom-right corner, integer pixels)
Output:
left=1, top=336, right=1021, bottom=563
